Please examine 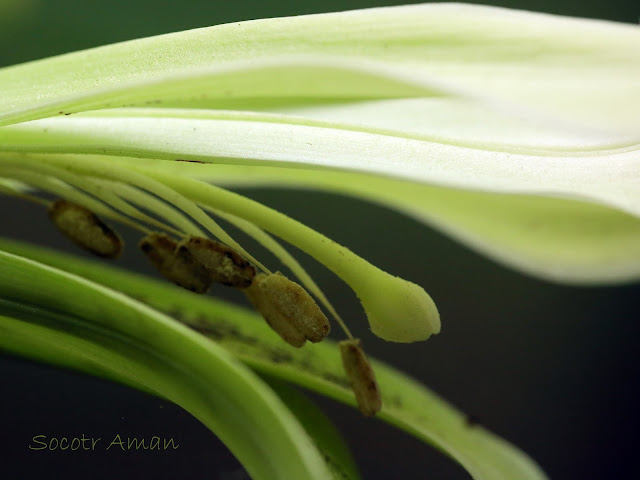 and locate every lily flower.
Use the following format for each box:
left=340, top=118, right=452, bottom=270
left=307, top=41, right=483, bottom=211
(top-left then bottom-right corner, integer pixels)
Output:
left=0, top=3, right=637, bottom=480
